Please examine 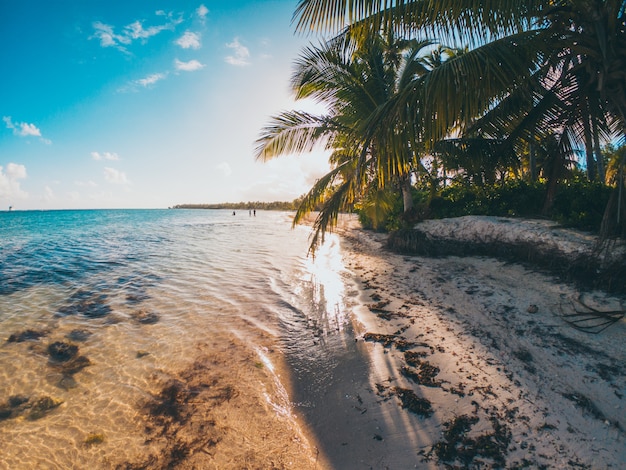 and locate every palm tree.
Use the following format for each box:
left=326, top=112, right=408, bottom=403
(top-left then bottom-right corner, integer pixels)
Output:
left=255, top=32, right=438, bottom=251
left=294, top=0, right=626, bottom=173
